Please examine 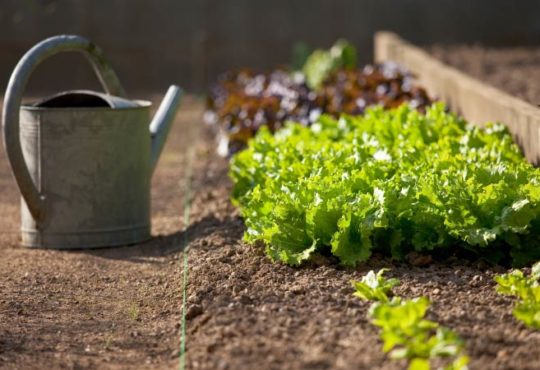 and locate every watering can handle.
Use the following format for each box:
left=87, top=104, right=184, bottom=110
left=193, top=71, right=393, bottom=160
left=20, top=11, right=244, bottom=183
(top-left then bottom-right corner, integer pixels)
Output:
left=2, top=35, right=126, bottom=220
